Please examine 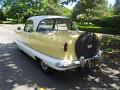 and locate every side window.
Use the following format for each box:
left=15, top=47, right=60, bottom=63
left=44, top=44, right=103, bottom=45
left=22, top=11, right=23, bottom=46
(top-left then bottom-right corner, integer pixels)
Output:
left=24, top=20, right=33, bottom=32
left=55, top=20, right=68, bottom=30
left=36, top=19, right=54, bottom=33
